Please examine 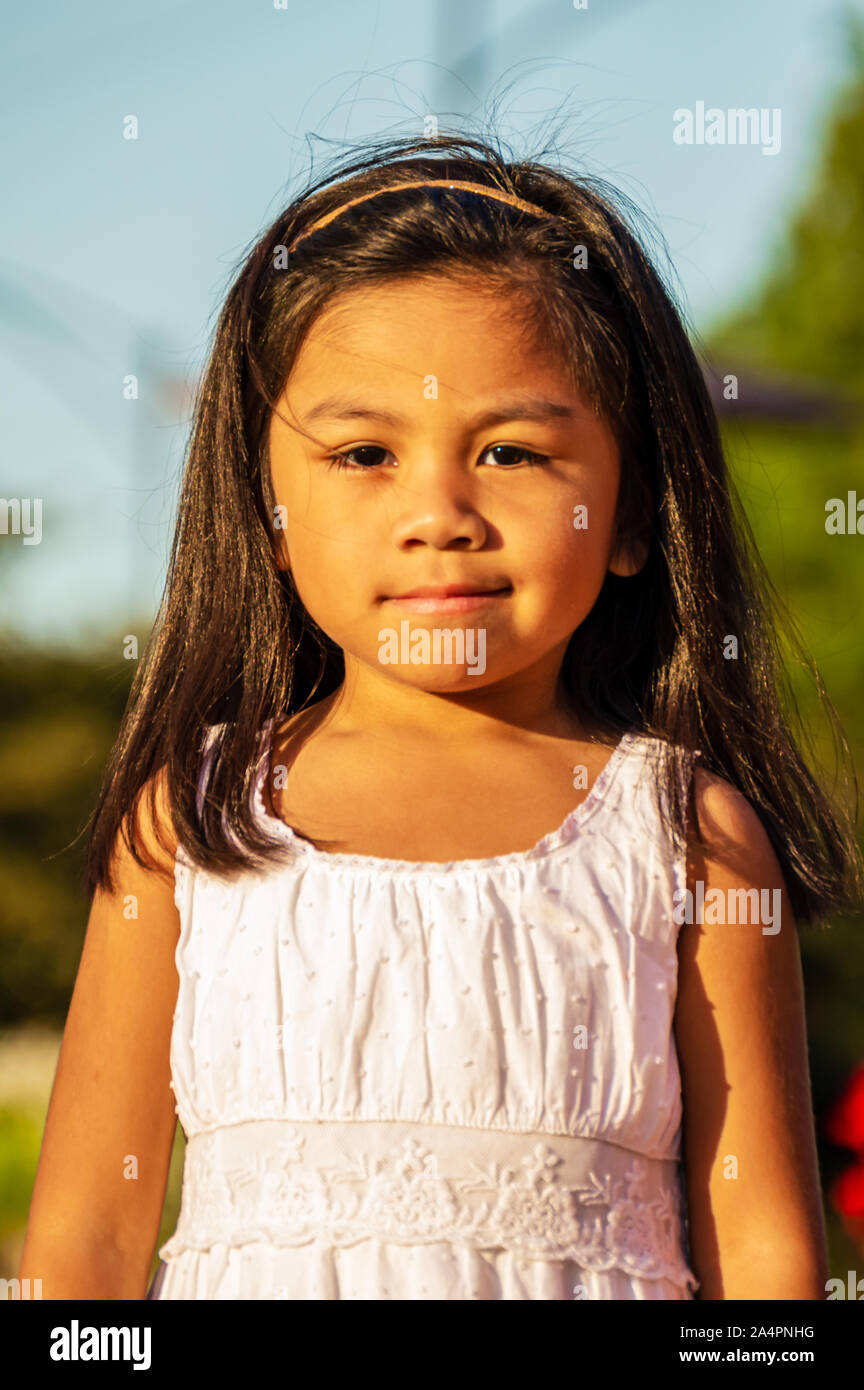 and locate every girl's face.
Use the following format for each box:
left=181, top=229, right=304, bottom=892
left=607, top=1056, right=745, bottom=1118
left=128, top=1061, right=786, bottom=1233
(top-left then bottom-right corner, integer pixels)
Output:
left=267, top=274, right=644, bottom=703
